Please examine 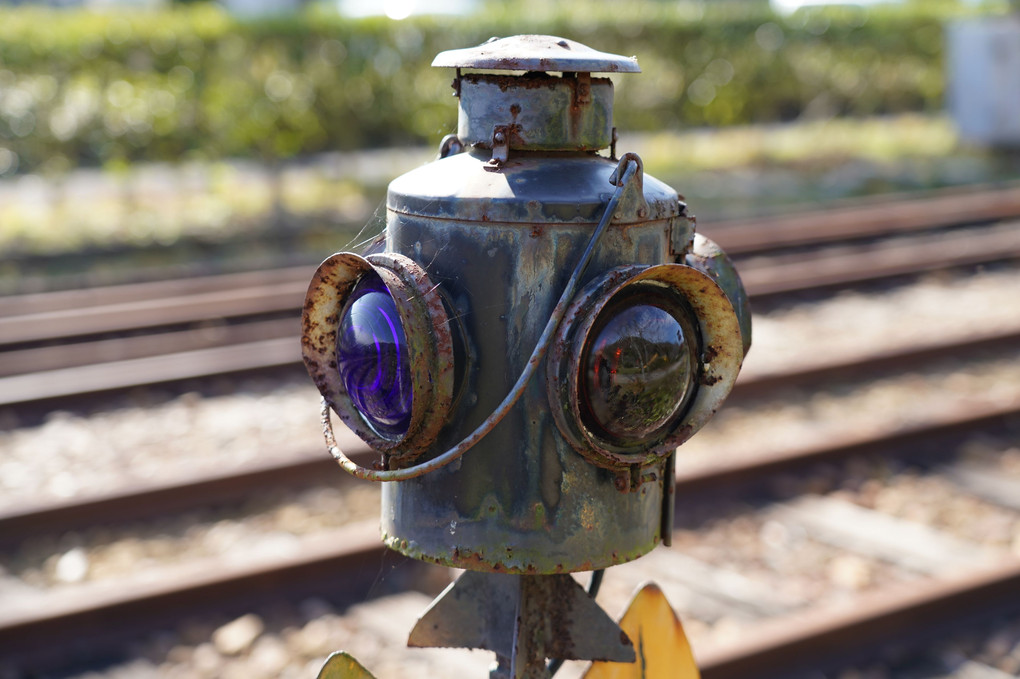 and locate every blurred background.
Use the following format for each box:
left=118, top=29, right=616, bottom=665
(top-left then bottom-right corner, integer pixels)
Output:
left=1, top=1, right=1020, bottom=678
left=1, top=0, right=1018, bottom=291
